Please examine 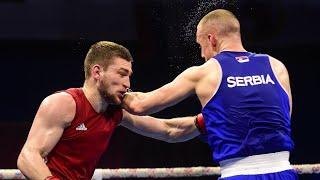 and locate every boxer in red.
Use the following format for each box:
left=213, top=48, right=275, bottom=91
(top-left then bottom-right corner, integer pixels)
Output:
left=17, top=41, right=202, bottom=180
